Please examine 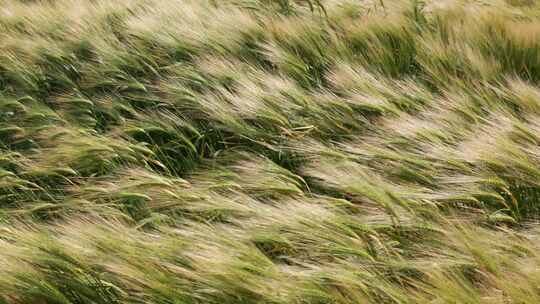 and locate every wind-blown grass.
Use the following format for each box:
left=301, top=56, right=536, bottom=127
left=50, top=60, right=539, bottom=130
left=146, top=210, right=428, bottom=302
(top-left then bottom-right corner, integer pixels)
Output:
left=1, top=0, right=540, bottom=303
